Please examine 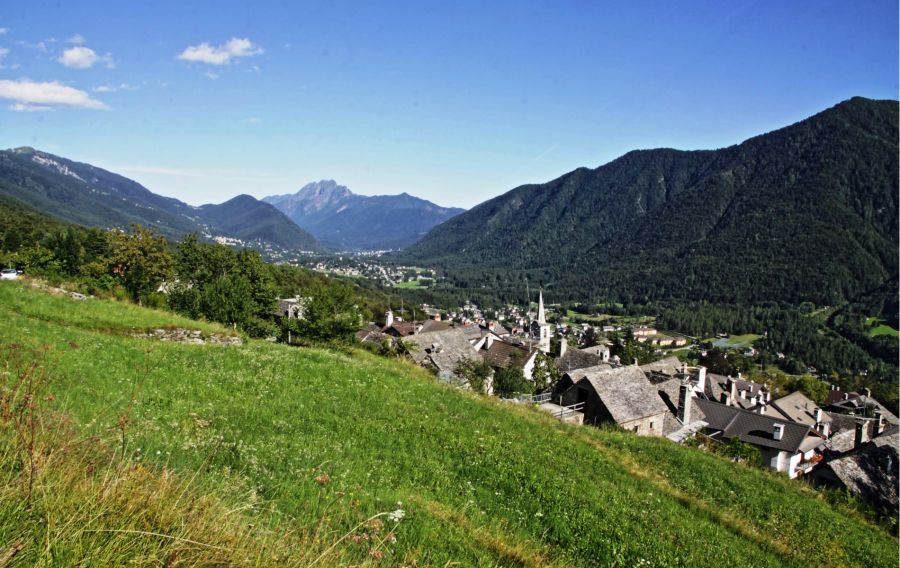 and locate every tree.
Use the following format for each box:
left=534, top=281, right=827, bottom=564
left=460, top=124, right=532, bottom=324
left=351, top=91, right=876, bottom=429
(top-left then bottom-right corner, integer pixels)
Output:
left=455, top=358, right=494, bottom=394
left=494, top=366, right=532, bottom=398
left=531, top=352, right=560, bottom=393
left=107, top=226, right=173, bottom=304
